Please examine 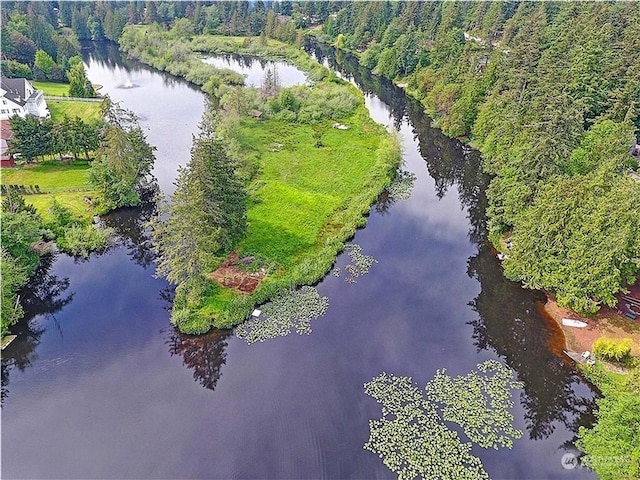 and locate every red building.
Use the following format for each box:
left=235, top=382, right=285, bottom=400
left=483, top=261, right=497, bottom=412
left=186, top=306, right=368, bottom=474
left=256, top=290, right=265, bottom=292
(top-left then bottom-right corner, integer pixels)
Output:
left=1, top=120, right=15, bottom=168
